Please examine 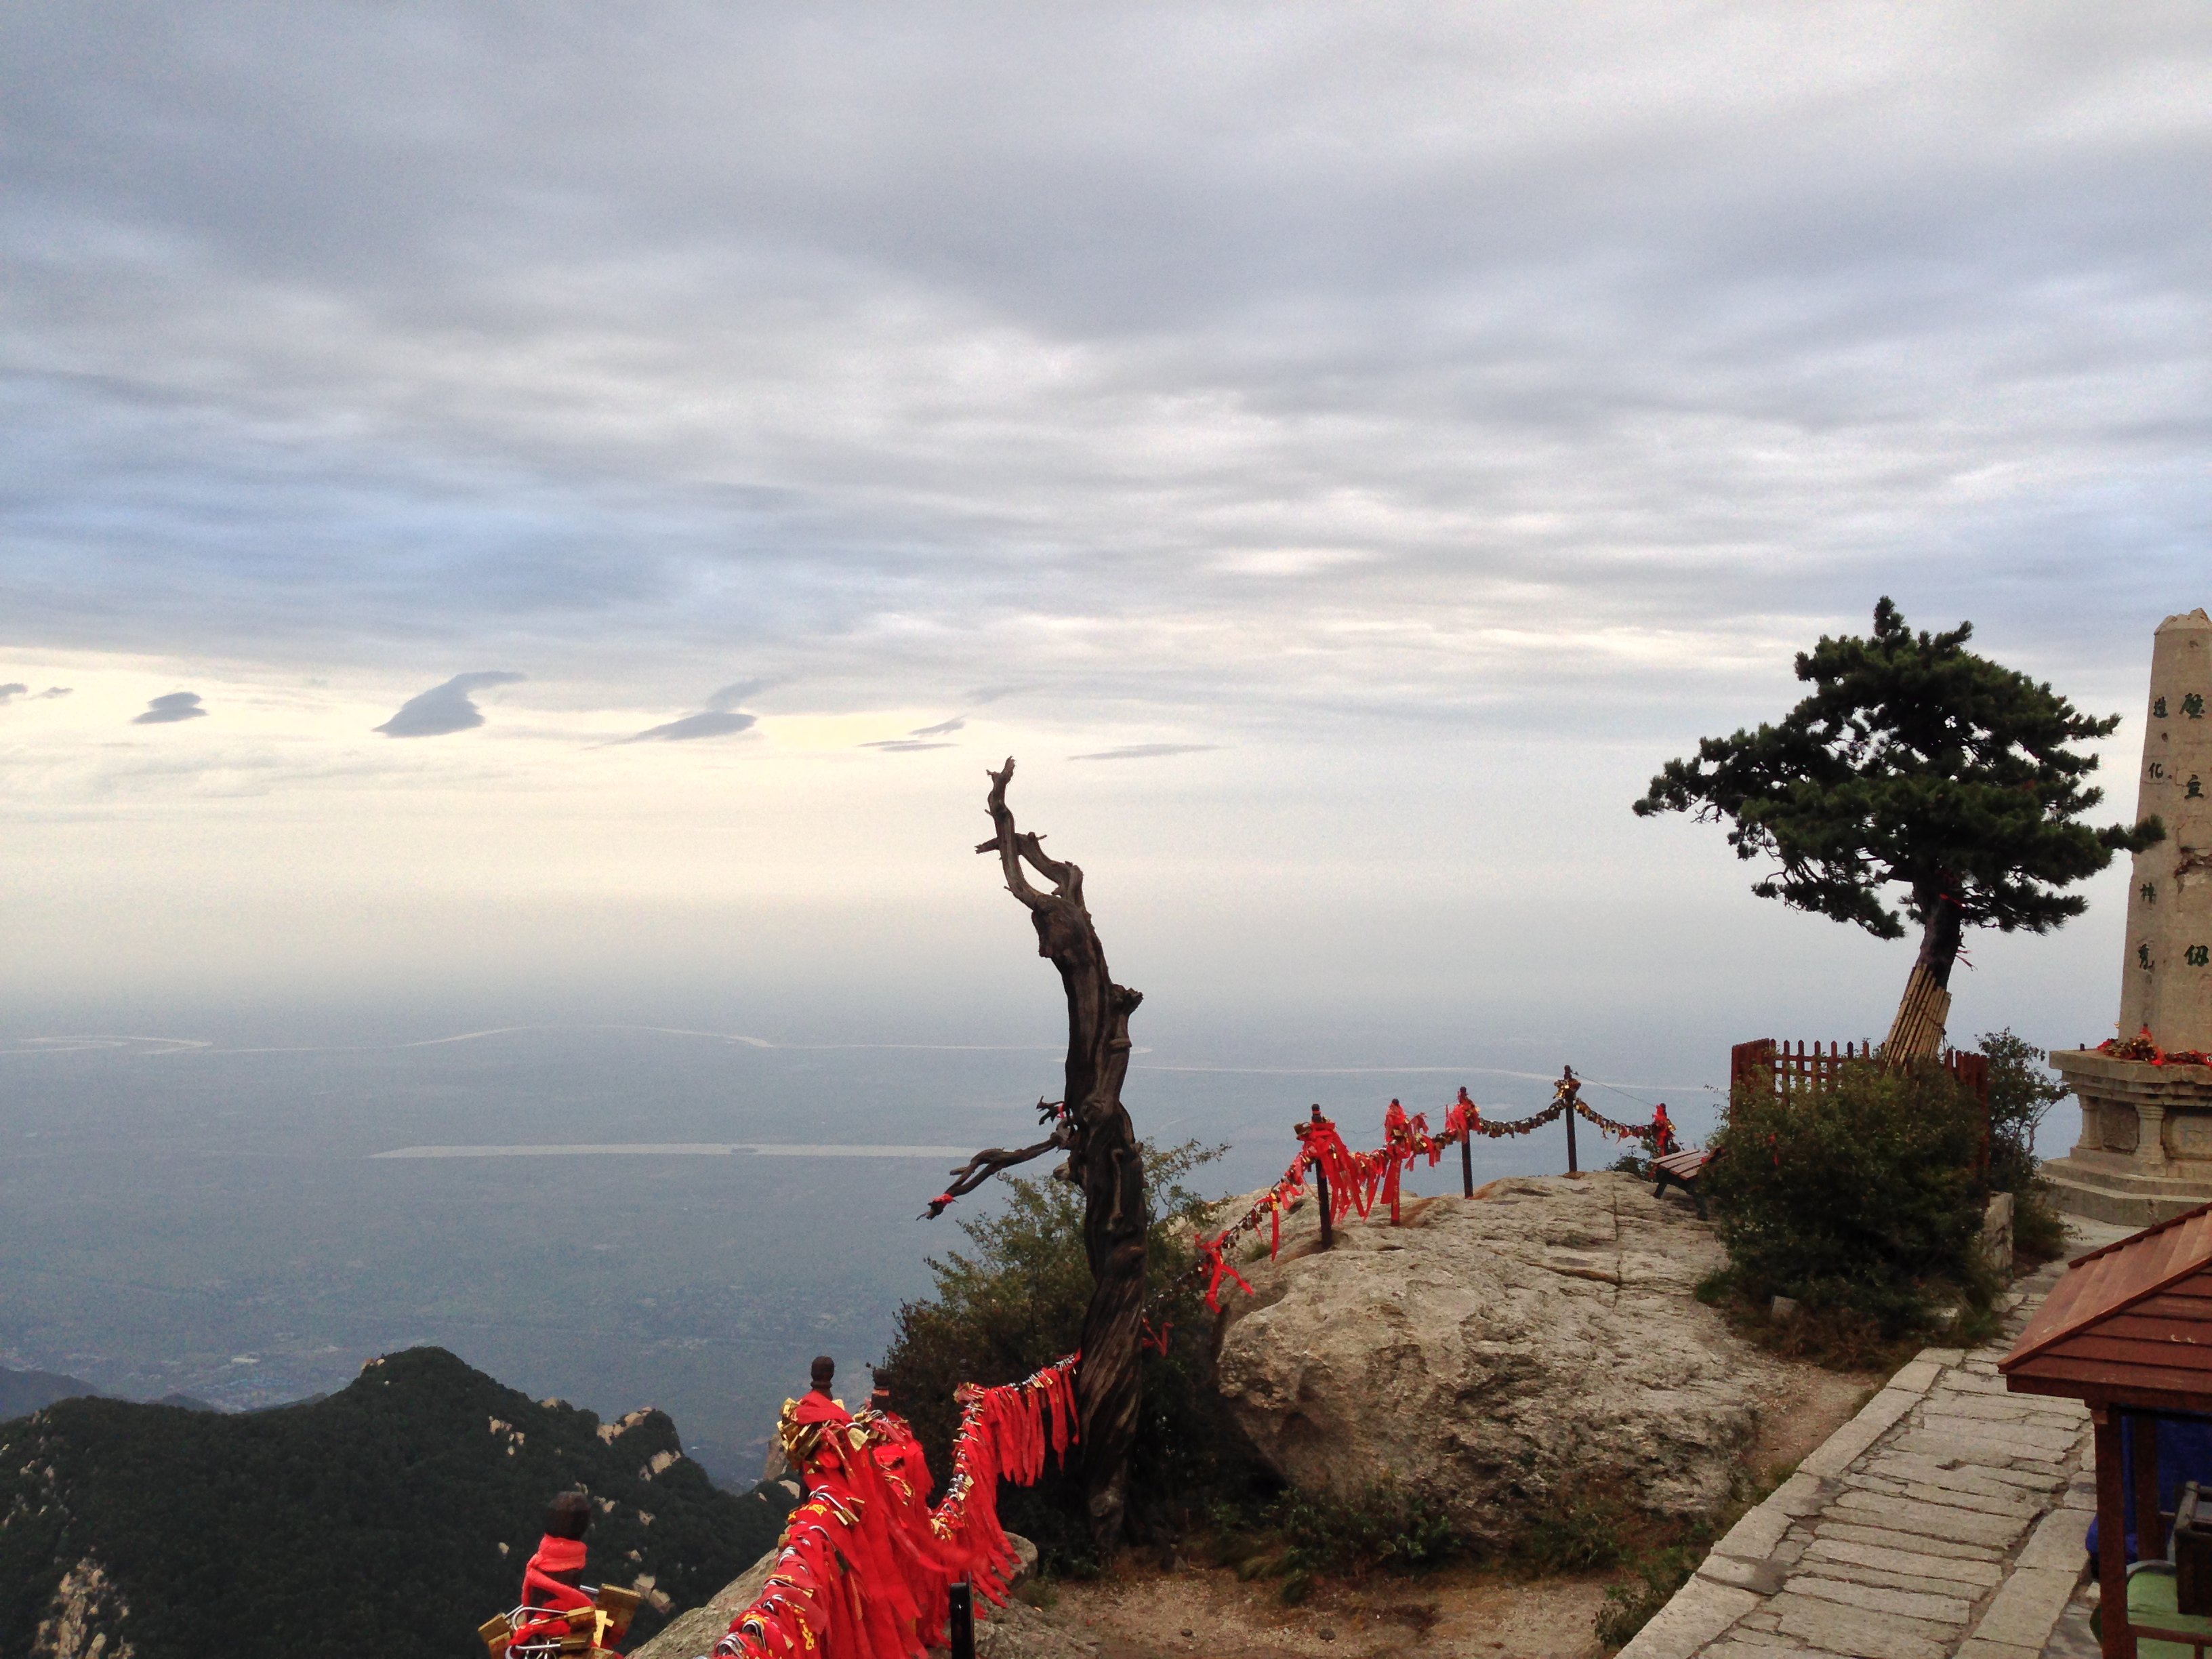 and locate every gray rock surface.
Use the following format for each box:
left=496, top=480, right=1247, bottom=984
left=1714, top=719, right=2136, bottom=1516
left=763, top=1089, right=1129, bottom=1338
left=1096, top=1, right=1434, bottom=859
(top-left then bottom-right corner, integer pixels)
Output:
left=1212, top=1171, right=1782, bottom=1544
